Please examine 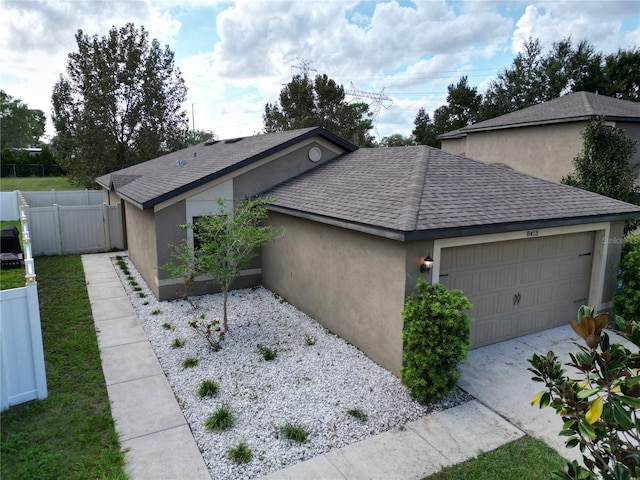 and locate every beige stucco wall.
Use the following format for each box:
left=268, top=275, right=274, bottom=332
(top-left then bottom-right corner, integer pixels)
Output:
left=442, top=120, right=640, bottom=182
left=262, top=212, right=408, bottom=375
left=440, top=137, right=467, bottom=156
left=463, top=122, right=586, bottom=183
left=124, top=201, right=159, bottom=297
